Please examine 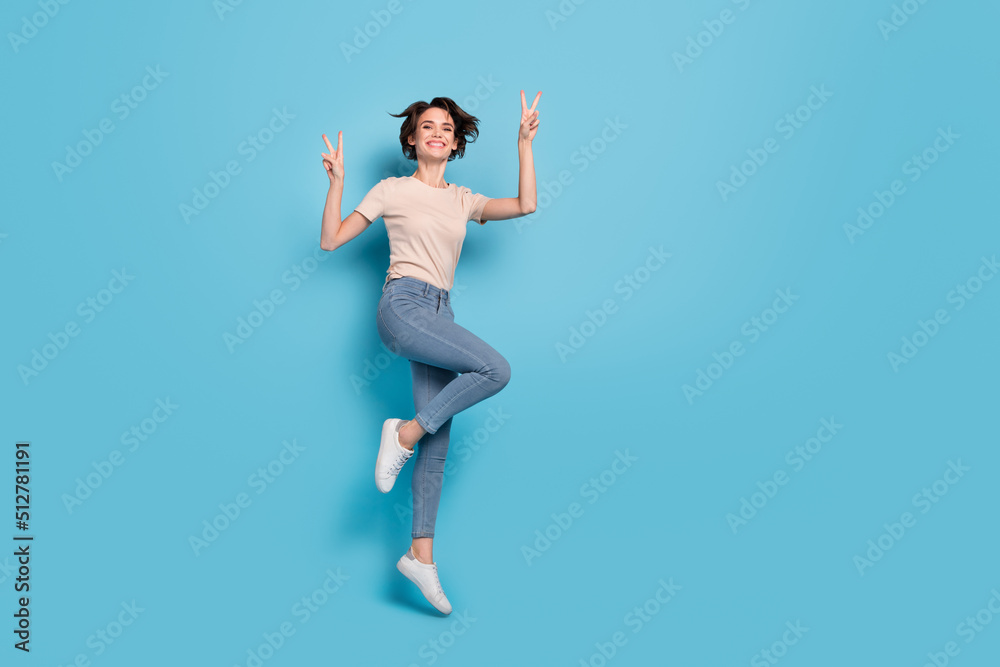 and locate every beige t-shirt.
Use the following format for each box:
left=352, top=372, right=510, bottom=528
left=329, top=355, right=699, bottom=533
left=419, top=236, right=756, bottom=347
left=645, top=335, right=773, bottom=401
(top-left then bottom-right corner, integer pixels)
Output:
left=354, top=176, right=492, bottom=291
